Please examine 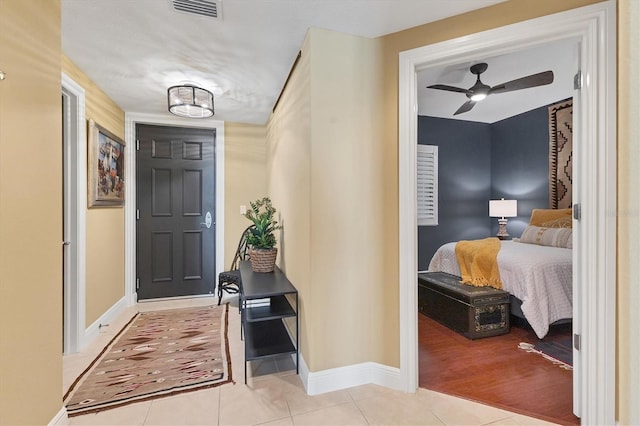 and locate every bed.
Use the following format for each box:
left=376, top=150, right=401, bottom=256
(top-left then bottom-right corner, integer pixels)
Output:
left=427, top=209, right=574, bottom=339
